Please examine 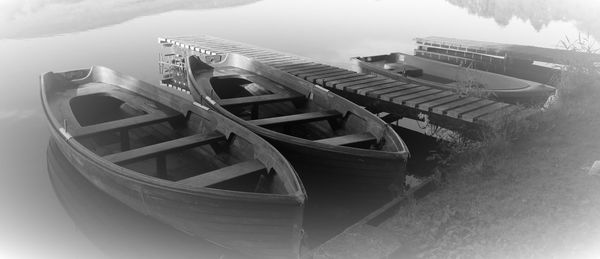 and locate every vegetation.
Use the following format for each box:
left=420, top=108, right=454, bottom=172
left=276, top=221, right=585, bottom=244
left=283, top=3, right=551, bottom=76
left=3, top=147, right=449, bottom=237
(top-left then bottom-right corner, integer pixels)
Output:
left=383, top=35, right=600, bottom=258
